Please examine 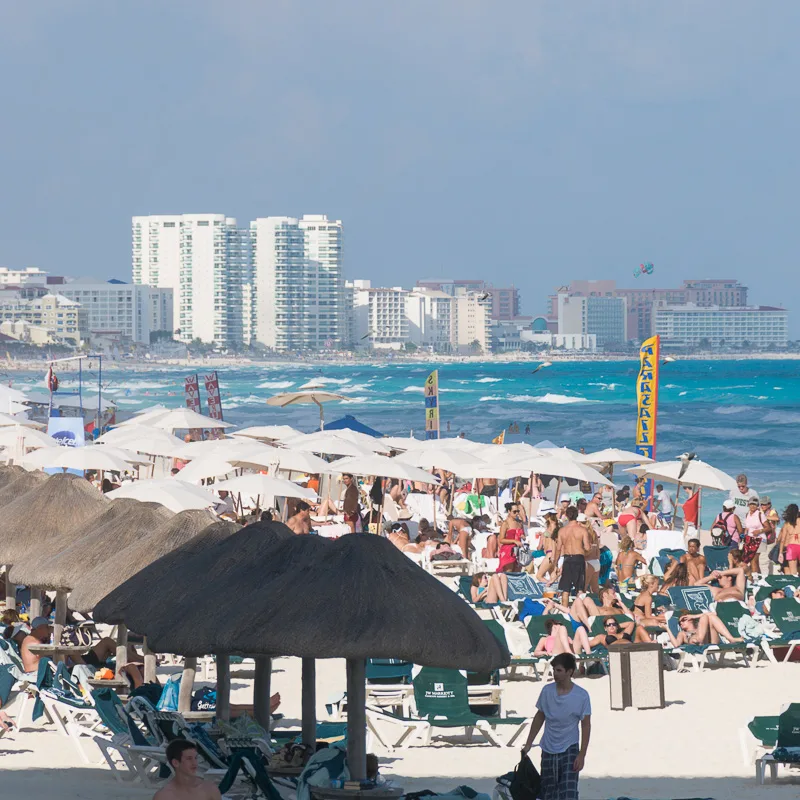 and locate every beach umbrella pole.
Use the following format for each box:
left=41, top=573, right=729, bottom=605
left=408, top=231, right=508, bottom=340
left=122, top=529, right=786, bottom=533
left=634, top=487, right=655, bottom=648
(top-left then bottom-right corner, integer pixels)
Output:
left=28, top=586, right=42, bottom=620
left=4, top=566, right=15, bottom=613
left=301, top=657, right=316, bottom=751
left=52, top=590, right=67, bottom=659
left=216, top=654, right=231, bottom=721
left=671, top=481, right=681, bottom=531
left=178, top=656, right=197, bottom=714
left=253, top=656, right=272, bottom=730
left=346, top=657, right=366, bottom=781
left=143, top=638, right=157, bottom=684
left=115, top=623, right=129, bottom=680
